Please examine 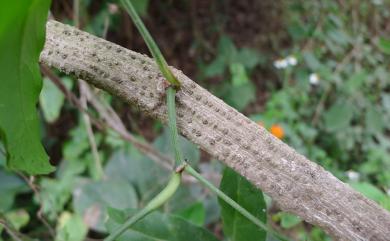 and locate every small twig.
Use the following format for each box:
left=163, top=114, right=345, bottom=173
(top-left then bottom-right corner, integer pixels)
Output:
left=0, top=218, right=24, bottom=241
left=16, top=172, right=56, bottom=238
left=74, top=0, right=104, bottom=180
left=40, top=65, right=105, bottom=129
left=79, top=80, right=105, bottom=180
left=42, top=65, right=209, bottom=183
